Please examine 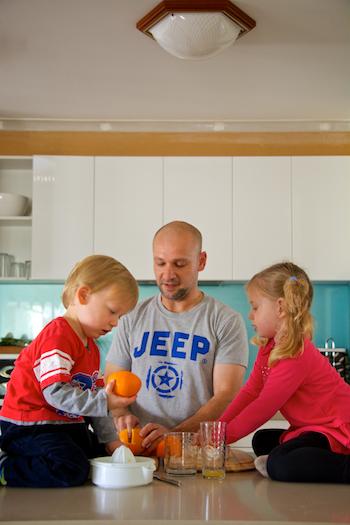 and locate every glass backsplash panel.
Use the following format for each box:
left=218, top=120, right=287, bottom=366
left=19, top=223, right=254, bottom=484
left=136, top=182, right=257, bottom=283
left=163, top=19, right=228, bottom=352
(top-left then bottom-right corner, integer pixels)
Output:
left=0, top=282, right=349, bottom=379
